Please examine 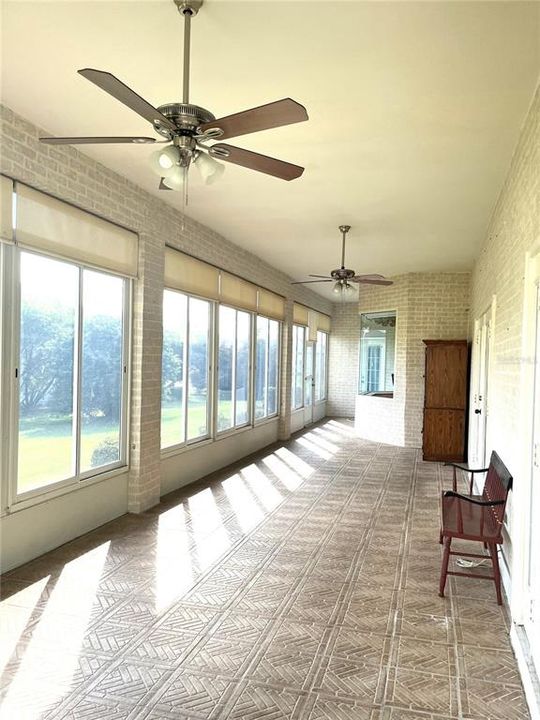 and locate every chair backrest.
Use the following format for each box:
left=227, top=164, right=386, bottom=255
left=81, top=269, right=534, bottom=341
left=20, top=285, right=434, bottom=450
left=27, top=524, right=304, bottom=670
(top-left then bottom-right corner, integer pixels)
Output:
left=483, top=451, right=513, bottom=525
